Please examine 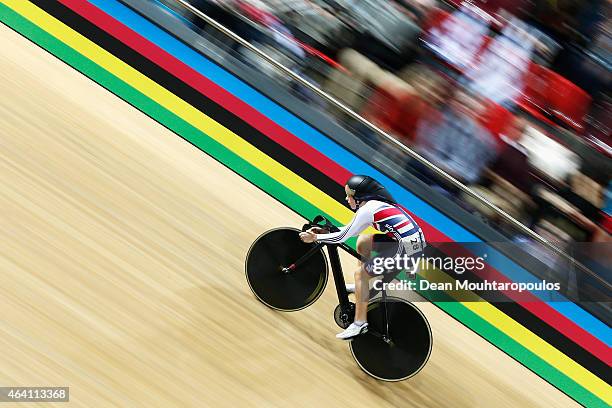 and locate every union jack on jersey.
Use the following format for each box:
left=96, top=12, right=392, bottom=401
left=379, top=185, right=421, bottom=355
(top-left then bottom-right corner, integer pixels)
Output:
left=314, top=200, right=425, bottom=253
left=372, top=203, right=420, bottom=239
